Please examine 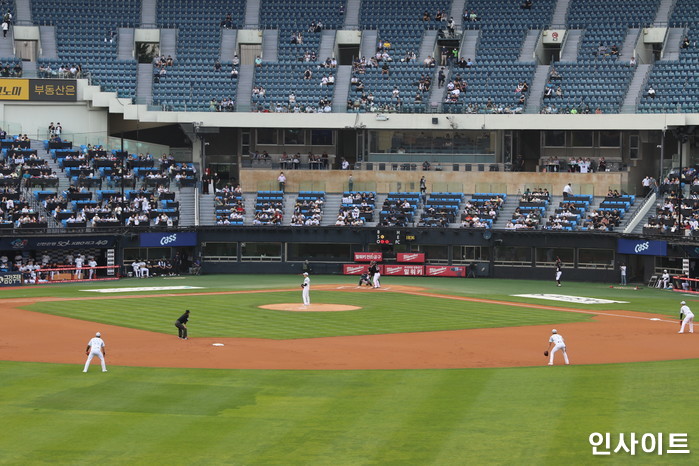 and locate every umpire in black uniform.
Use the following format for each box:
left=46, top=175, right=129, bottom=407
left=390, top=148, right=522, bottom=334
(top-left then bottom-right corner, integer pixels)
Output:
left=175, top=310, right=190, bottom=339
